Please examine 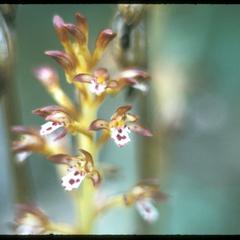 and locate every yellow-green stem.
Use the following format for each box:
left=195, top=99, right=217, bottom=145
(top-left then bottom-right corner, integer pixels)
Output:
left=48, top=222, right=78, bottom=234
left=74, top=99, right=98, bottom=233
